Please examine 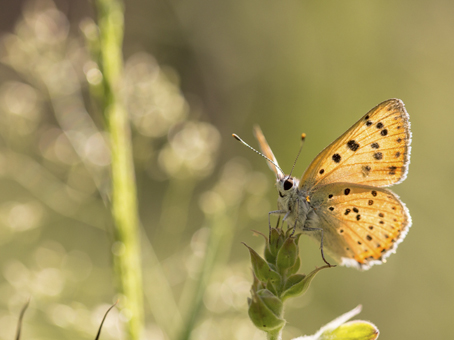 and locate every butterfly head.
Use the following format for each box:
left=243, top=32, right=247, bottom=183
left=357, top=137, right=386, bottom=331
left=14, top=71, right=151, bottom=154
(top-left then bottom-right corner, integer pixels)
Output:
left=276, top=175, right=300, bottom=207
